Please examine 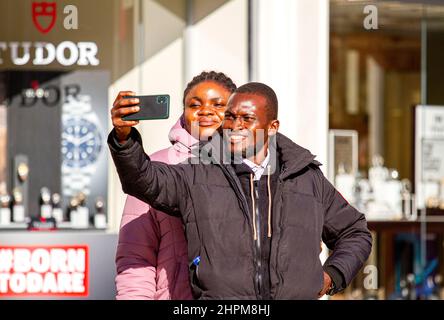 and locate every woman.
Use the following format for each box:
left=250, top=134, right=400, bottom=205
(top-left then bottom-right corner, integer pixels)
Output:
left=113, top=71, right=236, bottom=299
